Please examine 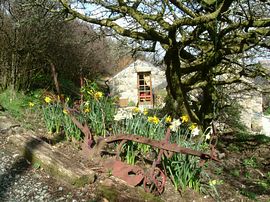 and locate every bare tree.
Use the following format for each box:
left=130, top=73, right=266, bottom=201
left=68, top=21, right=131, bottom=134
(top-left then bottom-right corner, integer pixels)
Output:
left=0, top=0, right=115, bottom=93
left=56, top=0, right=270, bottom=127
